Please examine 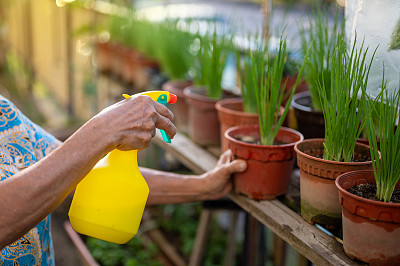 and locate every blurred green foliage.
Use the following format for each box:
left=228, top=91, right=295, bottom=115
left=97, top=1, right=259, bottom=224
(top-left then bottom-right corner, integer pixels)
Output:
left=86, top=202, right=233, bottom=265
left=86, top=235, right=162, bottom=266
